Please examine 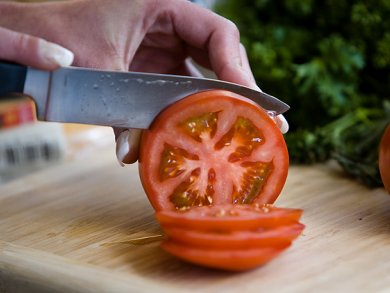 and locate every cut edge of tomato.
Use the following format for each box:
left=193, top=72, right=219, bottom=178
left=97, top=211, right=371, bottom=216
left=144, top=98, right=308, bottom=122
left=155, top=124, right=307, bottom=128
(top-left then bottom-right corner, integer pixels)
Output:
left=161, top=239, right=291, bottom=271
left=162, top=222, right=305, bottom=249
left=156, top=205, right=303, bottom=231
